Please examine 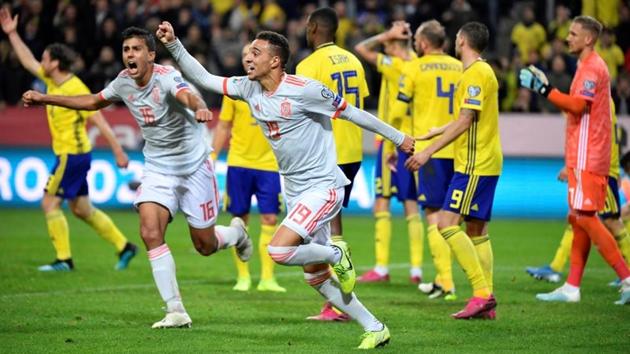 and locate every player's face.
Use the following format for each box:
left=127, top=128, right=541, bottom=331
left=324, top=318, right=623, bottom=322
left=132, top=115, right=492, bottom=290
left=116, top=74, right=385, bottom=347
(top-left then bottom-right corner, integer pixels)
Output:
left=454, top=31, right=463, bottom=58
left=122, top=37, right=155, bottom=82
left=244, top=39, right=278, bottom=81
left=241, top=43, right=251, bottom=72
left=566, top=22, right=589, bottom=55
left=383, top=40, right=396, bottom=56
left=40, top=50, right=57, bottom=76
